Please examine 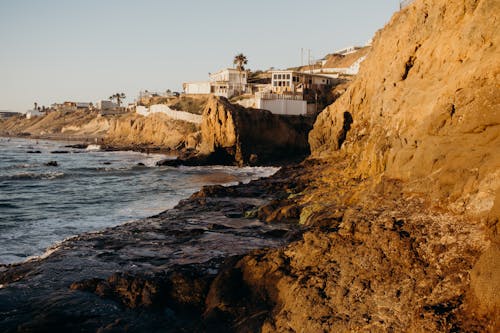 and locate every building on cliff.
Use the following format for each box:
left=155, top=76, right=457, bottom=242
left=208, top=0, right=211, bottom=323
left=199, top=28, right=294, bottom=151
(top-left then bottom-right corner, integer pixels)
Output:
left=25, top=109, right=43, bottom=119
left=183, top=68, right=248, bottom=98
left=270, top=70, right=334, bottom=94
